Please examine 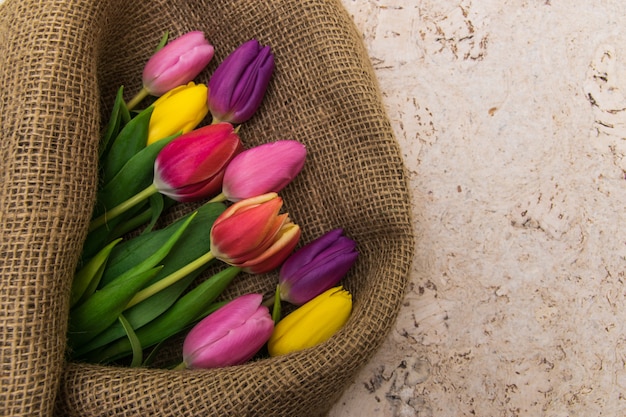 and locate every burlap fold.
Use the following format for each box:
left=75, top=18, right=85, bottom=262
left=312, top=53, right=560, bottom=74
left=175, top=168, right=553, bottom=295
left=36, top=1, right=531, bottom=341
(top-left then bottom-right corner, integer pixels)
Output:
left=0, top=0, right=415, bottom=416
